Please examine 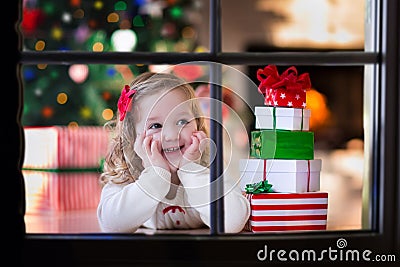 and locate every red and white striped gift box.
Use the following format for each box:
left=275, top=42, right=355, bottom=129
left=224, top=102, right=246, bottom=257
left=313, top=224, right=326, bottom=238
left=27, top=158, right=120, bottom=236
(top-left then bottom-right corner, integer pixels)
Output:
left=23, top=170, right=102, bottom=213
left=23, top=126, right=110, bottom=170
left=245, top=192, right=328, bottom=232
